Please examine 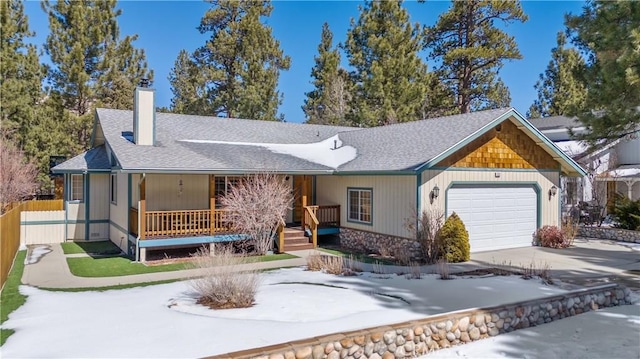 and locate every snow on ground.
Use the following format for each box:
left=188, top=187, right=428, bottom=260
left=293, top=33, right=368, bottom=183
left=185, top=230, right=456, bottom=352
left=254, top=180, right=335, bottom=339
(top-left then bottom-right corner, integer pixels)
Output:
left=0, top=268, right=566, bottom=358
left=617, top=242, right=640, bottom=252
left=180, top=134, right=357, bottom=169
left=24, top=245, right=51, bottom=265
left=423, top=302, right=640, bottom=359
